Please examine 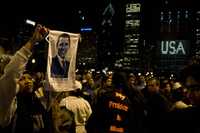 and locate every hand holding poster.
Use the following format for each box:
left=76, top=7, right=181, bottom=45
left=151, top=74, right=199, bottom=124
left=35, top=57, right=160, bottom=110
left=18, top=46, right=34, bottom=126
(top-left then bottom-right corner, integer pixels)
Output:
left=46, top=30, right=80, bottom=92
